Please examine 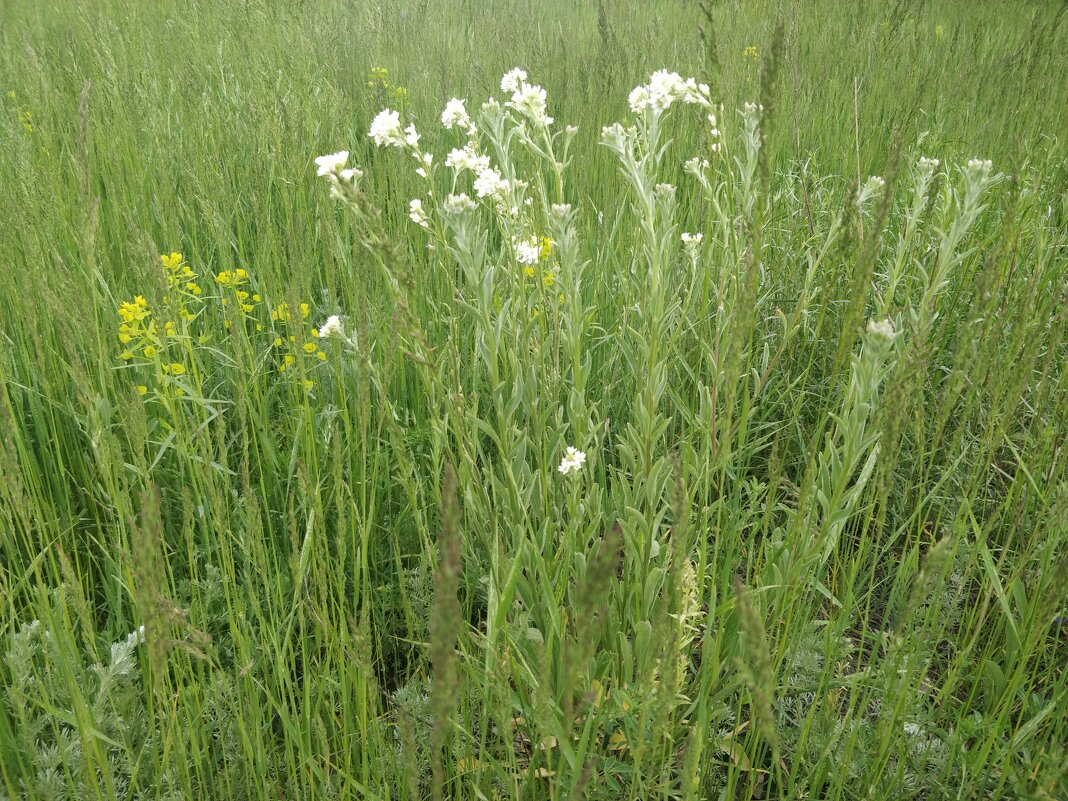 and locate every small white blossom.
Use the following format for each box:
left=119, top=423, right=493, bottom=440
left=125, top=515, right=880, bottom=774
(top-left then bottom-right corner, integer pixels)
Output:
left=441, top=97, right=473, bottom=131
left=318, top=315, right=344, bottom=338
left=966, top=158, right=993, bottom=175
left=409, top=198, right=429, bottom=228
left=501, top=68, right=528, bottom=93
left=557, top=446, right=587, bottom=475
left=551, top=203, right=572, bottom=217
left=509, top=83, right=553, bottom=126
left=404, top=123, right=420, bottom=148
left=630, top=70, right=712, bottom=115
left=446, top=143, right=490, bottom=174
left=628, top=86, right=652, bottom=113
left=314, top=150, right=349, bottom=176
left=369, top=109, right=405, bottom=147
left=473, top=166, right=509, bottom=199
left=514, top=236, right=540, bottom=264
left=681, top=232, right=703, bottom=245
left=443, top=193, right=477, bottom=213
left=867, top=318, right=898, bottom=340
left=918, top=156, right=941, bottom=173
